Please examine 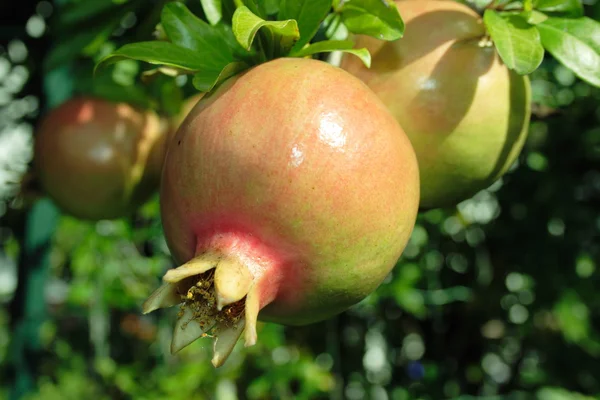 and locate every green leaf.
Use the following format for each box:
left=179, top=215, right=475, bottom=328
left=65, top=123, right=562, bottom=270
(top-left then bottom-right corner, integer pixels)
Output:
left=339, top=0, right=404, bottom=41
left=278, top=0, right=332, bottom=51
left=192, top=61, right=249, bottom=92
left=161, top=3, right=233, bottom=63
left=241, top=0, right=267, bottom=19
left=232, top=6, right=300, bottom=53
left=263, top=0, right=281, bottom=15
left=527, top=10, right=549, bottom=25
left=200, top=0, right=222, bottom=25
left=95, top=42, right=212, bottom=73
left=323, top=13, right=349, bottom=40
left=484, top=10, right=544, bottom=75
left=533, top=0, right=583, bottom=17
left=537, top=17, right=600, bottom=87
left=290, top=40, right=371, bottom=67
left=214, top=0, right=238, bottom=24
left=213, top=22, right=255, bottom=60
left=289, top=39, right=352, bottom=55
